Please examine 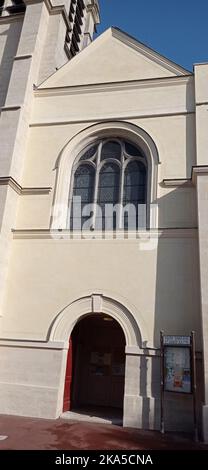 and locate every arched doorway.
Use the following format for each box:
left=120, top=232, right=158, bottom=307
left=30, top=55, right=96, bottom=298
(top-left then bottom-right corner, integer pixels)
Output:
left=63, top=313, right=126, bottom=420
